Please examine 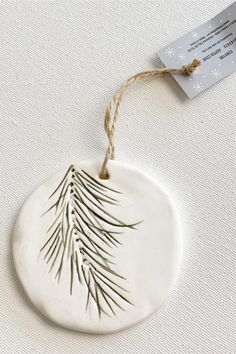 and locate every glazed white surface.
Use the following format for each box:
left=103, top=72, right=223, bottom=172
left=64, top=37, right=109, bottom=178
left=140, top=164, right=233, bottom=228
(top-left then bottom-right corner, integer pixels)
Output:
left=13, top=160, right=182, bottom=333
left=1, top=0, right=235, bottom=352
